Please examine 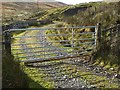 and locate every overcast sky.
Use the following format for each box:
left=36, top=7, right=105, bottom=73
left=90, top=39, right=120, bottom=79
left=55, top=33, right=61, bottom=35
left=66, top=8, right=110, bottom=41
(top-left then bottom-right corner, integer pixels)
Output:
left=55, top=0, right=102, bottom=5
